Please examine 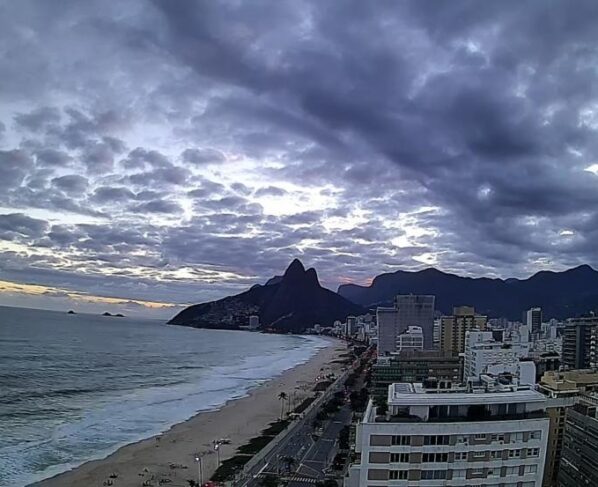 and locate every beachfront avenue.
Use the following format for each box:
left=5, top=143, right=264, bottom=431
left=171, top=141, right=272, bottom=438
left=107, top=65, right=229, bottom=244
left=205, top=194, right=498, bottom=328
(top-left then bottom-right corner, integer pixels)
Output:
left=232, top=346, right=374, bottom=487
